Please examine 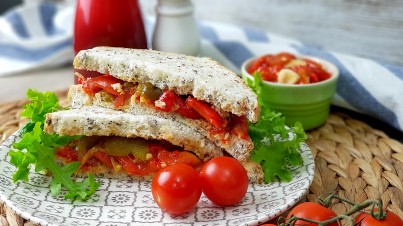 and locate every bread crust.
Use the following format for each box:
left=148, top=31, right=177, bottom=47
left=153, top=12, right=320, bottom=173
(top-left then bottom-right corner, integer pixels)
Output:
left=69, top=85, right=253, bottom=162
left=73, top=47, right=260, bottom=122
